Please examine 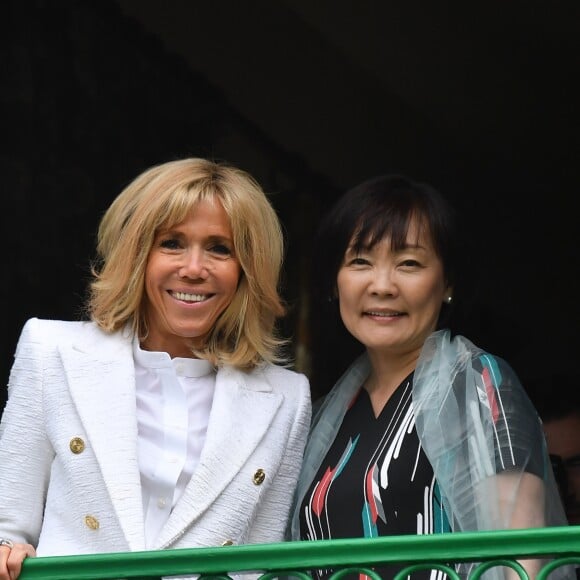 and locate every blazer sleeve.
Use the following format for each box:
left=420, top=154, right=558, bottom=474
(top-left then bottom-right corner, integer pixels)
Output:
left=0, top=318, right=55, bottom=546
